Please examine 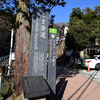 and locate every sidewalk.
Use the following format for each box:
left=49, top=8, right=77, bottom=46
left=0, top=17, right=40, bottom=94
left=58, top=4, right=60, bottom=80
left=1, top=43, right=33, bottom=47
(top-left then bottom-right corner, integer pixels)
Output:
left=56, top=67, right=100, bottom=100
